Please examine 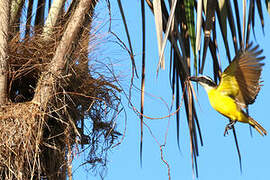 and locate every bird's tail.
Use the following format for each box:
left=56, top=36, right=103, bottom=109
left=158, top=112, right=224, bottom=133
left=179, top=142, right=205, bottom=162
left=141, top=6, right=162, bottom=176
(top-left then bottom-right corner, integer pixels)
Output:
left=248, top=117, right=267, bottom=136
